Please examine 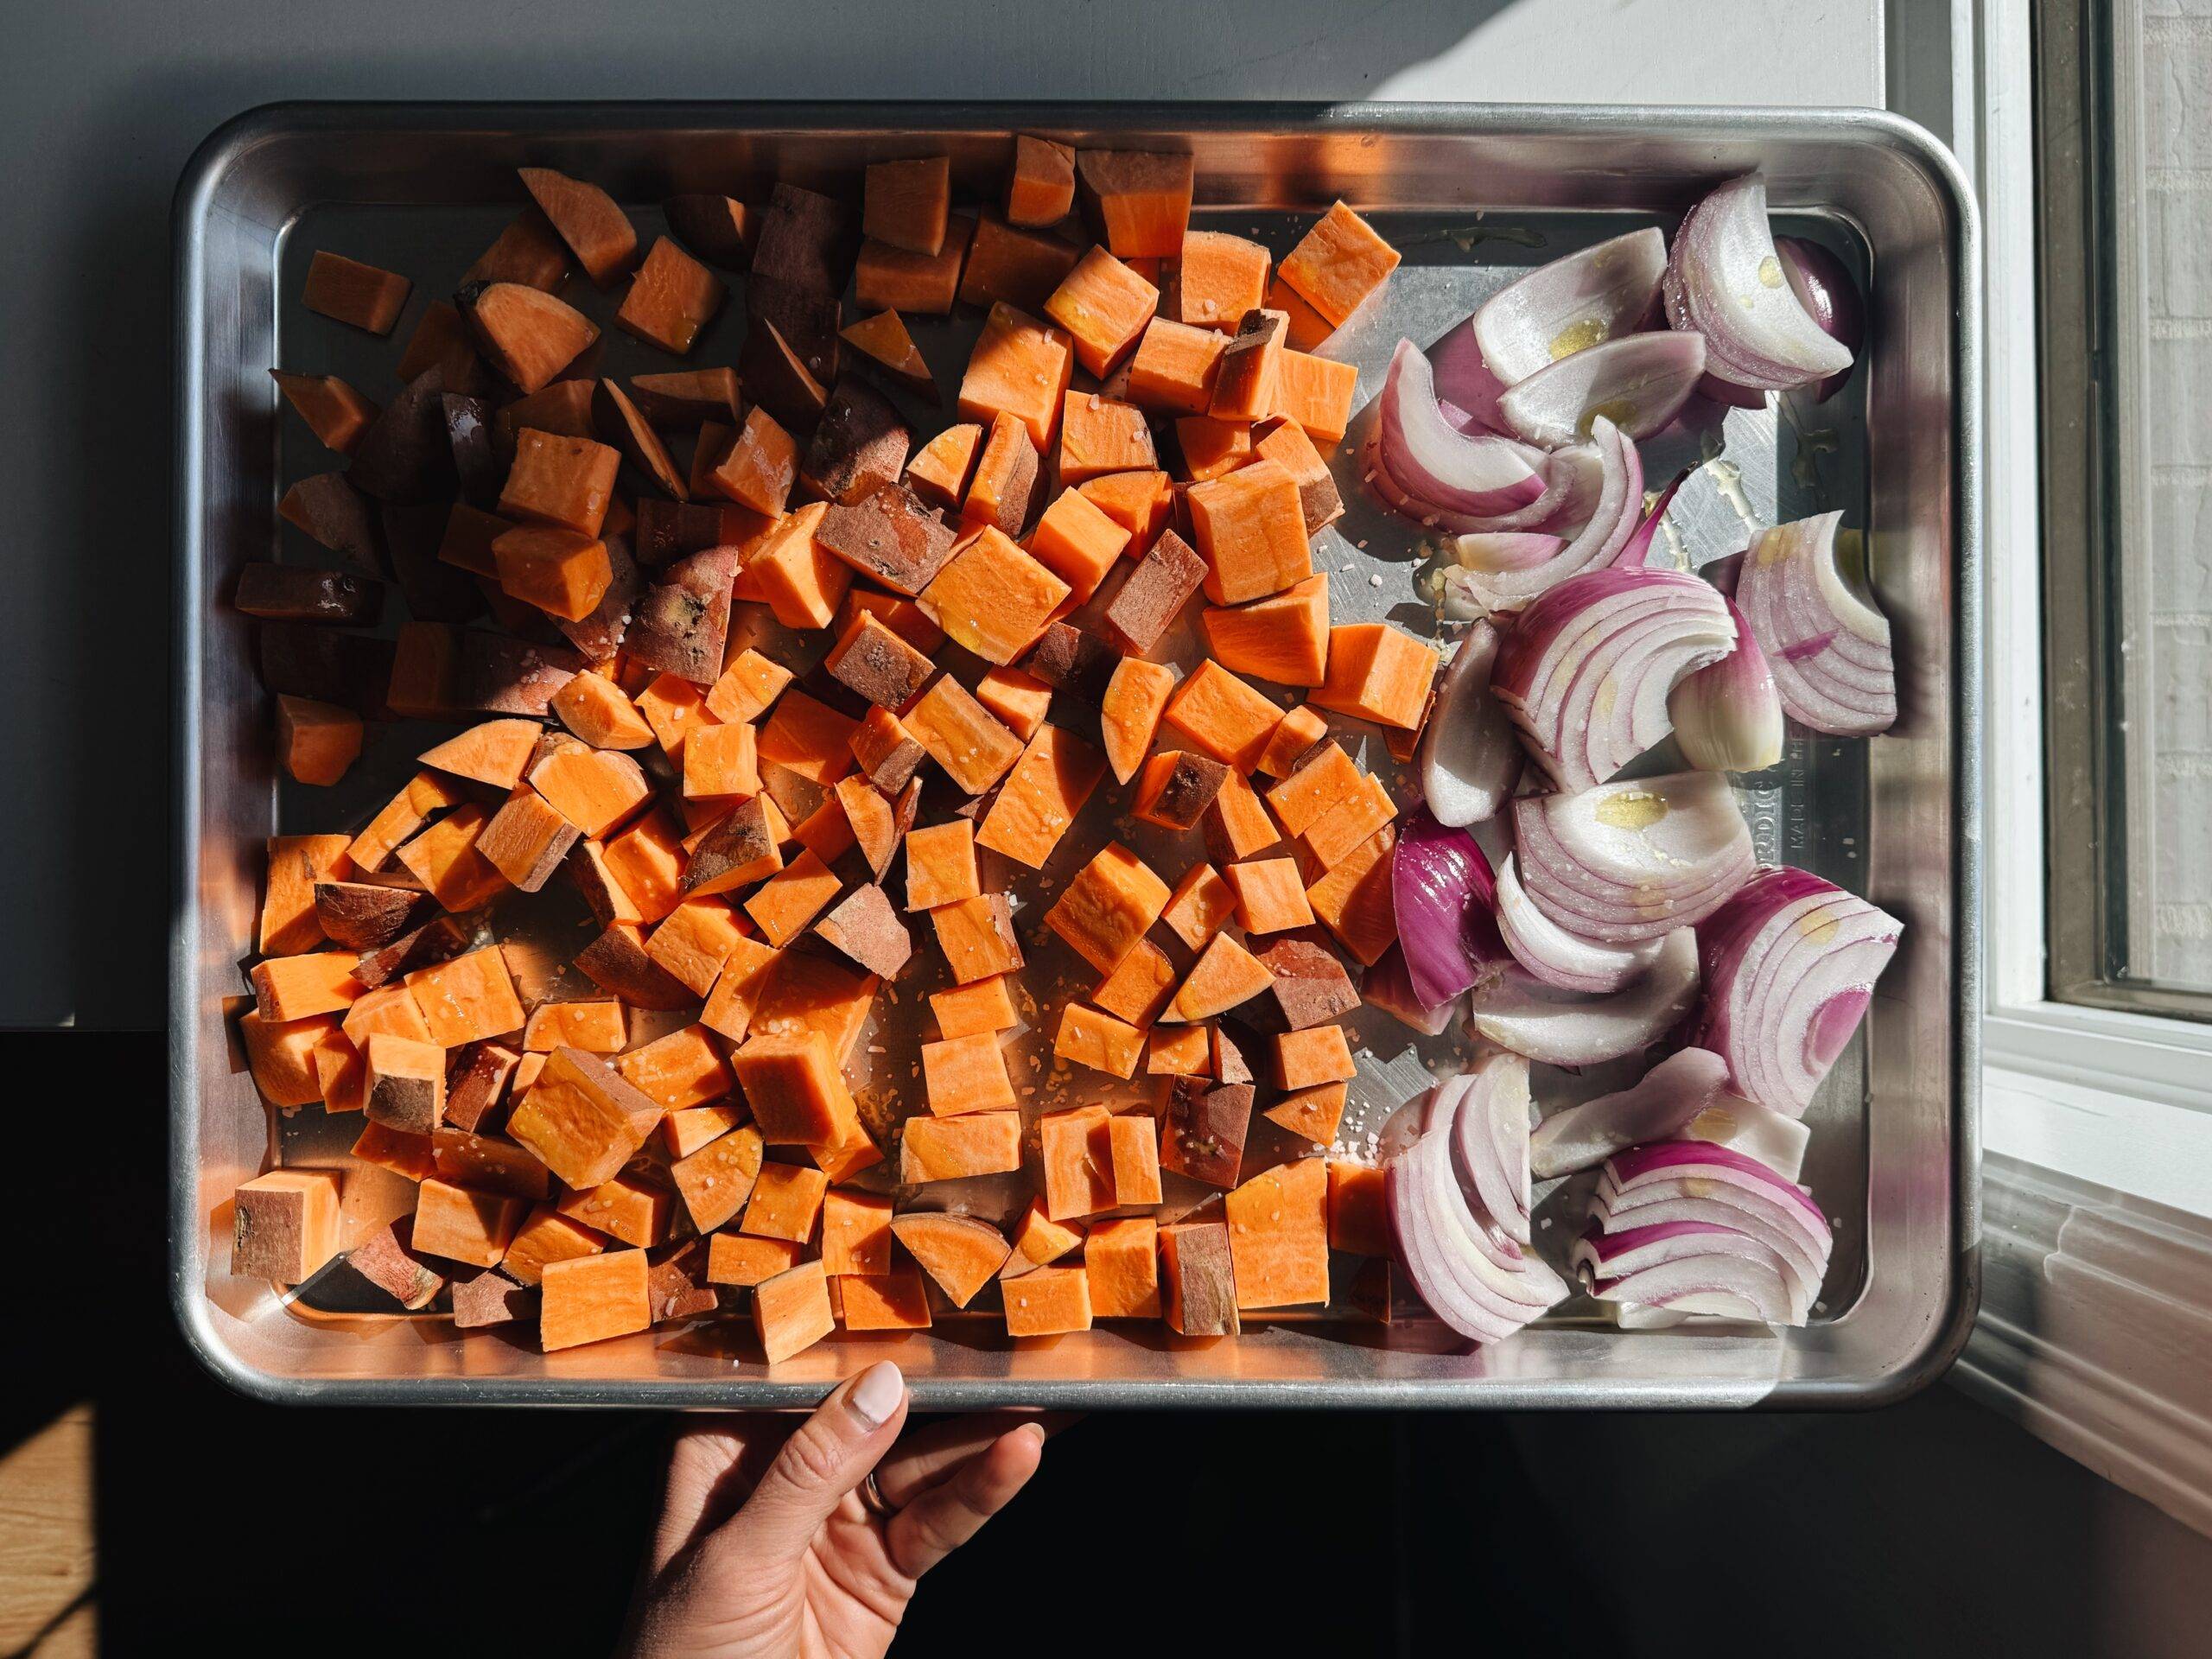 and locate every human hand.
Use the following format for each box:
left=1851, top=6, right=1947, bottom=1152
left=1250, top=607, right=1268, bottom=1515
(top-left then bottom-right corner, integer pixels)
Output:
left=620, top=1361, right=1047, bottom=1658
